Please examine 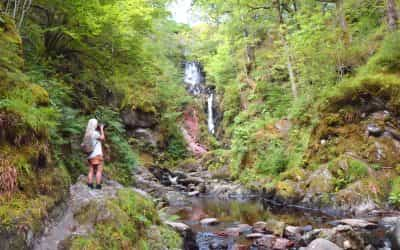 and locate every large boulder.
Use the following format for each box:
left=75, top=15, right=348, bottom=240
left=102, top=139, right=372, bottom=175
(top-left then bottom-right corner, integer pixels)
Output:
left=305, top=238, right=343, bottom=250
left=275, top=180, right=305, bottom=203
left=306, top=166, right=334, bottom=194
left=121, top=108, right=157, bottom=129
